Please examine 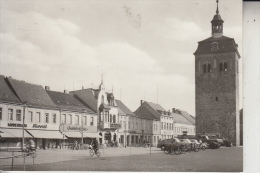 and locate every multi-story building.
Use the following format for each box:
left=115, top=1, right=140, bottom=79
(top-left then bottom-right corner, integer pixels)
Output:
left=194, top=1, right=240, bottom=145
left=135, top=101, right=196, bottom=146
left=171, top=109, right=196, bottom=137
left=71, top=82, right=121, bottom=144
left=134, top=101, right=163, bottom=146
left=116, top=99, right=139, bottom=146
left=46, top=89, right=98, bottom=144
left=1, top=76, right=64, bottom=149
left=0, top=75, right=31, bottom=149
